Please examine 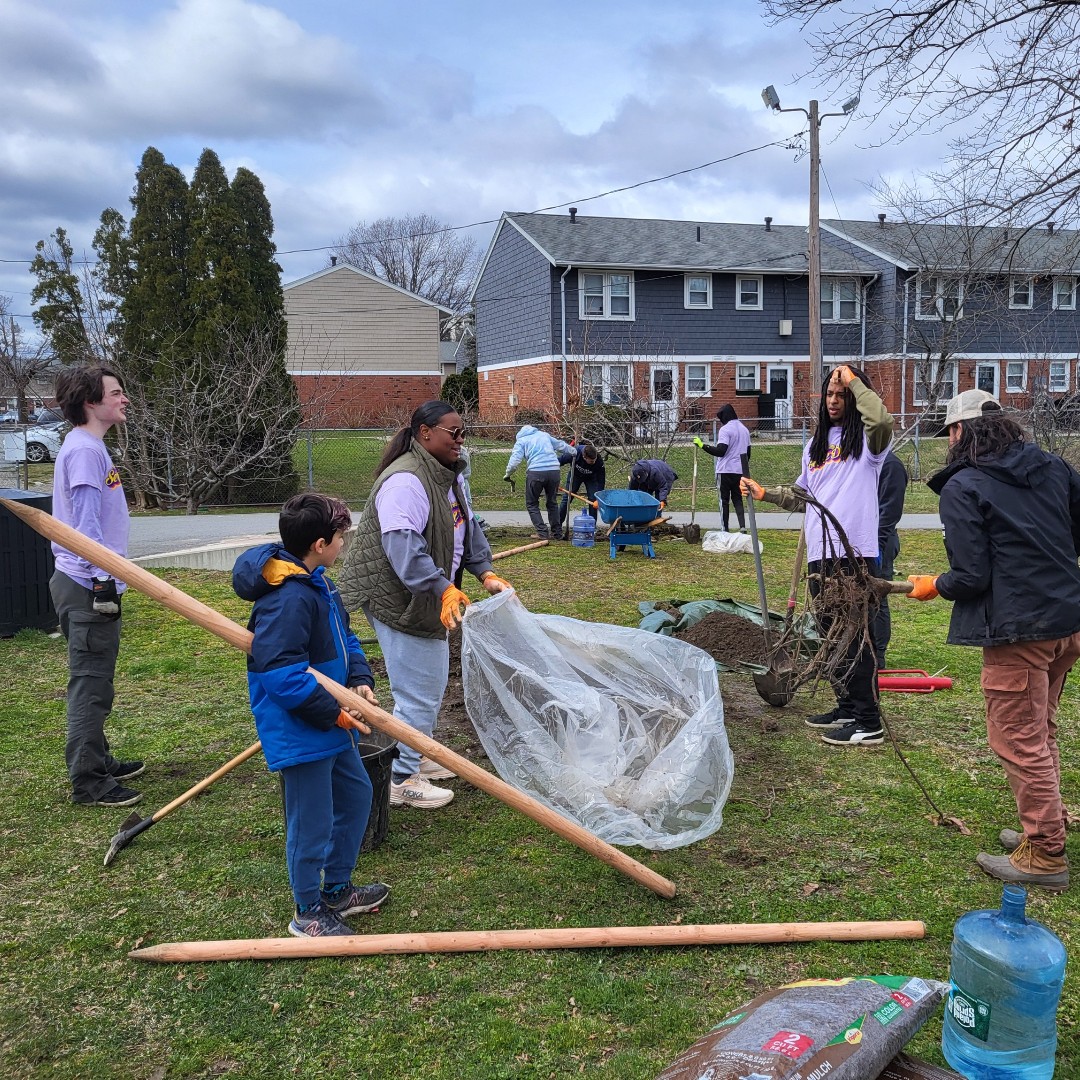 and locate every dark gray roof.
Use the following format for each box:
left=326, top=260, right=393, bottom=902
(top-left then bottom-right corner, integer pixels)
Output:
left=504, top=211, right=880, bottom=275
left=823, top=218, right=1080, bottom=274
